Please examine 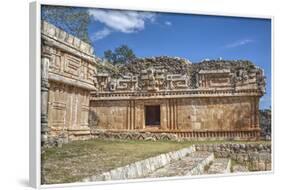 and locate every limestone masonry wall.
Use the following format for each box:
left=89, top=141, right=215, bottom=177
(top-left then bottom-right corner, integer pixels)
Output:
left=195, top=144, right=271, bottom=171
left=90, top=96, right=260, bottom=140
